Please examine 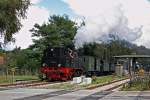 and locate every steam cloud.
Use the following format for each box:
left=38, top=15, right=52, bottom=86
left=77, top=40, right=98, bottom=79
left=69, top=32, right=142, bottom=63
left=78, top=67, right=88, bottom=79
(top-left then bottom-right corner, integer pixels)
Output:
left=63, top=0, right=150, bottom=48
left=74, top=6, right=142, bottom=48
